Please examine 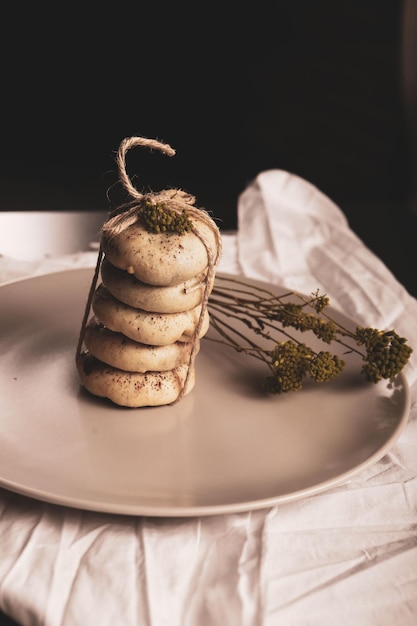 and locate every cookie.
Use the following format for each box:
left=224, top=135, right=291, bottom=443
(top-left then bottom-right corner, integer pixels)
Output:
left=101, top=219, right=218, bottom=286
left=83, top=317, right=198, bottom=372
left=101, top=257, right=211, bottom=313
left=92, top=284, right=210, bottom=346
left=77, top=352, right=195, bottom=407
